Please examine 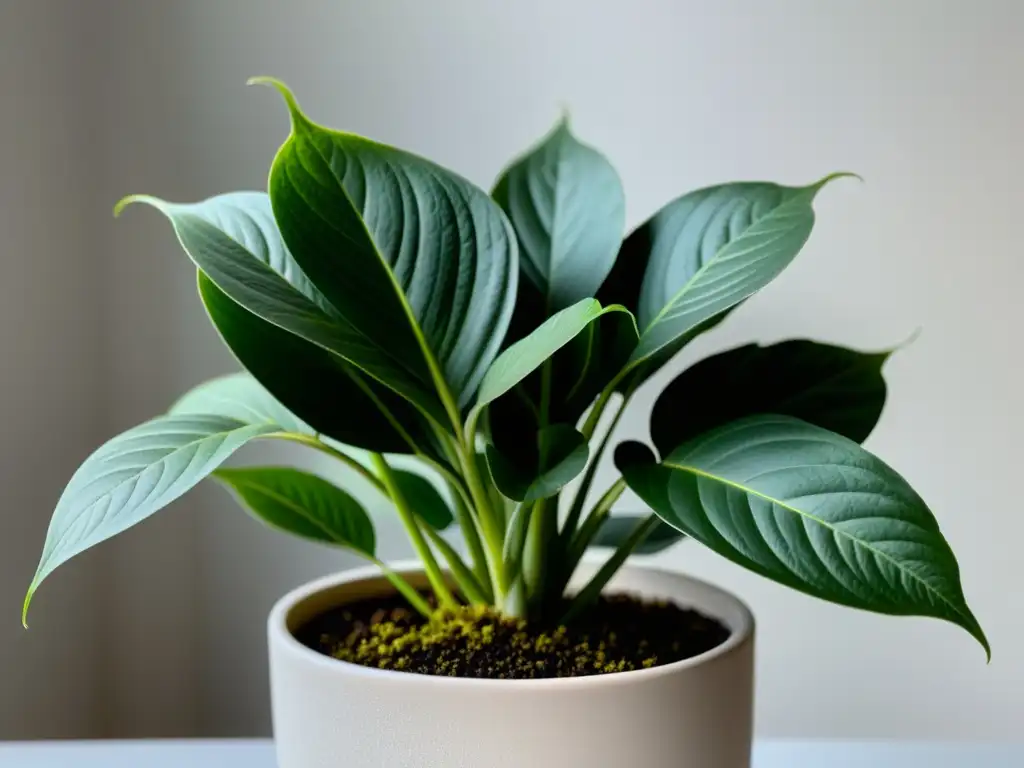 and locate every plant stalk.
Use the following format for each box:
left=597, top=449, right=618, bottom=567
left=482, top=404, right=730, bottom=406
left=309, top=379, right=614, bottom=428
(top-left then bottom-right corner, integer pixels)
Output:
left=560, top=477, right=628, bottom=590
left=560, top=514, right=659, bottom=625
left=373, top=559, right=433, bottom=618
left=272, top=433, right=386, bottom=494
left=421, top=525, right=488, bottom=605
left=370, top=453, right=456, bottom=608
left=522, top=498, right=555, bottom=613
